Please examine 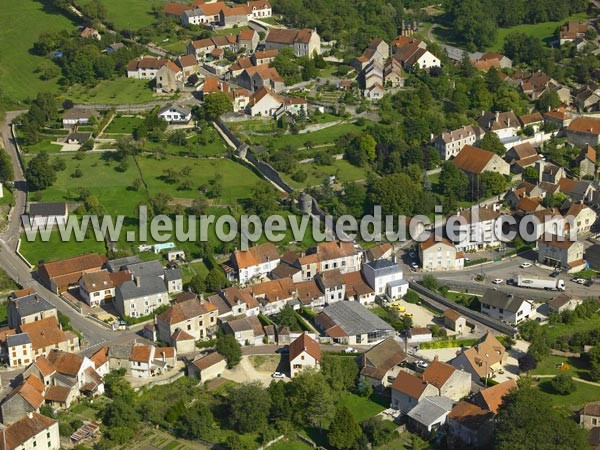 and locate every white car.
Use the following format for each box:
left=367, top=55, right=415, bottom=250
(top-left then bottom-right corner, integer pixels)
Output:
left=572, top=278, right=586, bottom=285
left=344, top=347, right=358, bottom=354
left=520, top=263, right=532, bottom=269
left=271, top=372, right=285, bottom=379
left=492, top=278, right=504, bottom=284
left=416, top=360, right=429, bottom=370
